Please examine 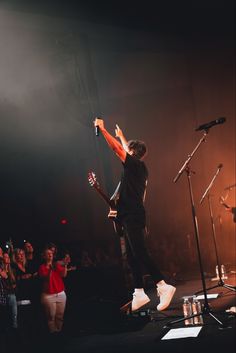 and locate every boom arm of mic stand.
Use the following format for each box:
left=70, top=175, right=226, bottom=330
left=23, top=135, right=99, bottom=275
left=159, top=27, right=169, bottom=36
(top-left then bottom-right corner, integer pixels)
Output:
left=173, top=131, right=208, bottom=183
left=200, top=166, right=223, bottom=204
